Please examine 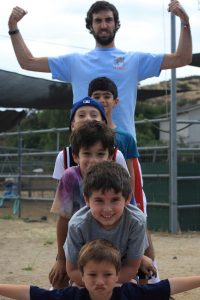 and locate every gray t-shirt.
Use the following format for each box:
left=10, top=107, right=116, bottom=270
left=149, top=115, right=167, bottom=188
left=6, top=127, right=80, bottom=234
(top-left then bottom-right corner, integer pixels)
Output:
left=64, top=204, right=148, bottom=264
